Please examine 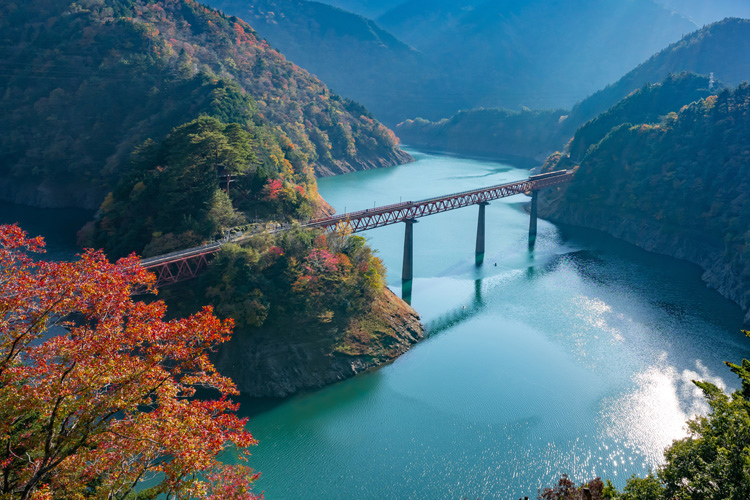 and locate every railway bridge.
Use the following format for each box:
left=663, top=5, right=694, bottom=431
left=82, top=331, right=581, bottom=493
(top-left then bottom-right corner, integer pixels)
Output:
left=139, top=170, right=573, bottom=288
